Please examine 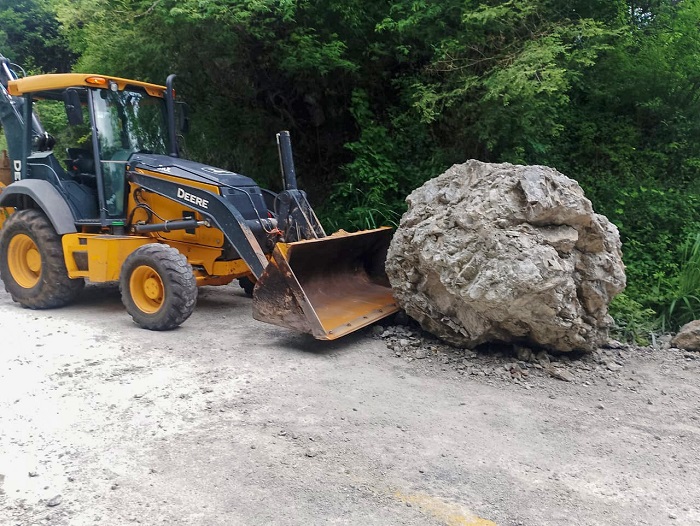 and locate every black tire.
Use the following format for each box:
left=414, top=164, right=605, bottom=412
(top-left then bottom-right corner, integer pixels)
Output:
left=0, top=209, right=85, bottom=309
left=238, top=276, right=256, bottom=297
left=119, top=243, right=197, bottom=330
